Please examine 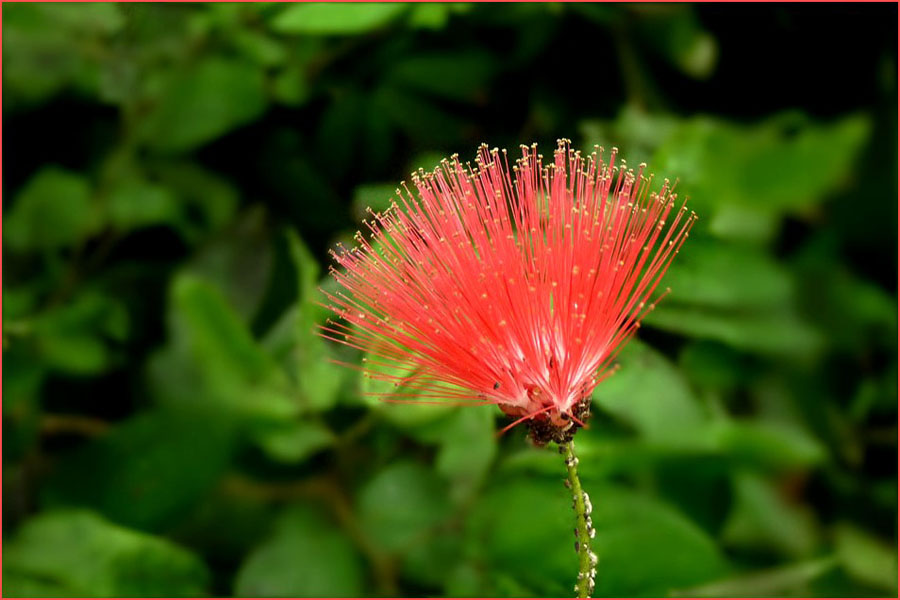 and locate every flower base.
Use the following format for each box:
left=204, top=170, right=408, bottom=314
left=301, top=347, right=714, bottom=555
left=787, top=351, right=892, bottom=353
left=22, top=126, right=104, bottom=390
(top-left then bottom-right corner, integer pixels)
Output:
left=526, top=396, right=593, bottom=445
